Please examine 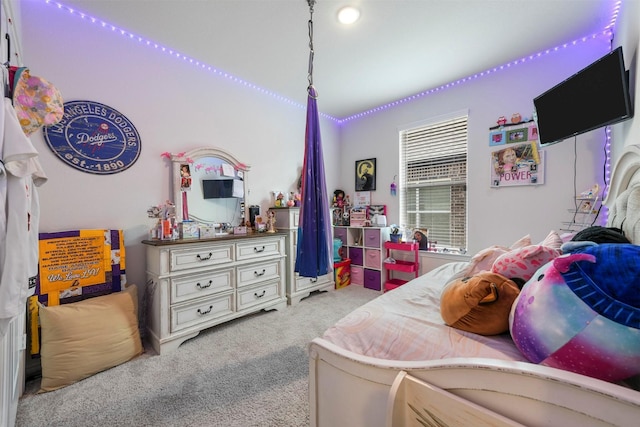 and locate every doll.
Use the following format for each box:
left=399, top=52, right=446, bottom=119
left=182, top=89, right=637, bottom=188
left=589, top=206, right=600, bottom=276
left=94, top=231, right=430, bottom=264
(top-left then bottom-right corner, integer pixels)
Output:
left=333, top=189, right=345, bottom=208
